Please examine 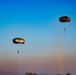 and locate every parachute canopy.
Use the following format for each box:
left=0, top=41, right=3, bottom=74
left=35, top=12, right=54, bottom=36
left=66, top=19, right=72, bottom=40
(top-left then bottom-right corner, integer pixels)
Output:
left=59, top=16, right=71, bottom=22
left=13, top=37, right=25, bottom=44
